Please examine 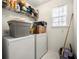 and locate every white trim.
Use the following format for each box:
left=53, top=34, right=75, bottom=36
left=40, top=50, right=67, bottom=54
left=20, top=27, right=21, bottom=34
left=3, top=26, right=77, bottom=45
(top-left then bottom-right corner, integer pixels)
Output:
left=51, top=26, right=69, bottom=28
left=52, top=15, right=67, bottom=18
left=53, top=4, right=67, bottom=9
